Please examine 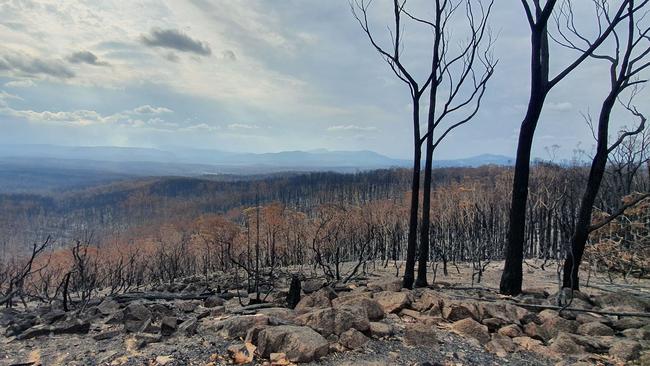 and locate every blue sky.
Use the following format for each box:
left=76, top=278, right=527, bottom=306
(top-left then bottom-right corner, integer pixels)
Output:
left=0, top=0, right=646, bottom=160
